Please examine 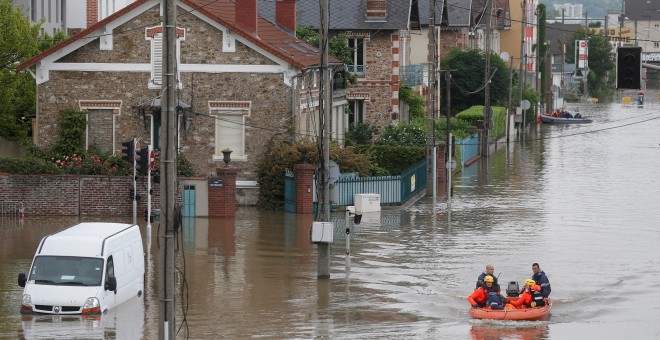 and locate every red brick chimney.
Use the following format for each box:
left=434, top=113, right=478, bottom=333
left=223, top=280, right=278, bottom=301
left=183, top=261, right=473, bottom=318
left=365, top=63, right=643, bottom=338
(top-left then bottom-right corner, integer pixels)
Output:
left=236, top=0, right=258, bottom=35
left=276, top=0, right=296, bottom=34
left=86, top=0, right=98, bottom=28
